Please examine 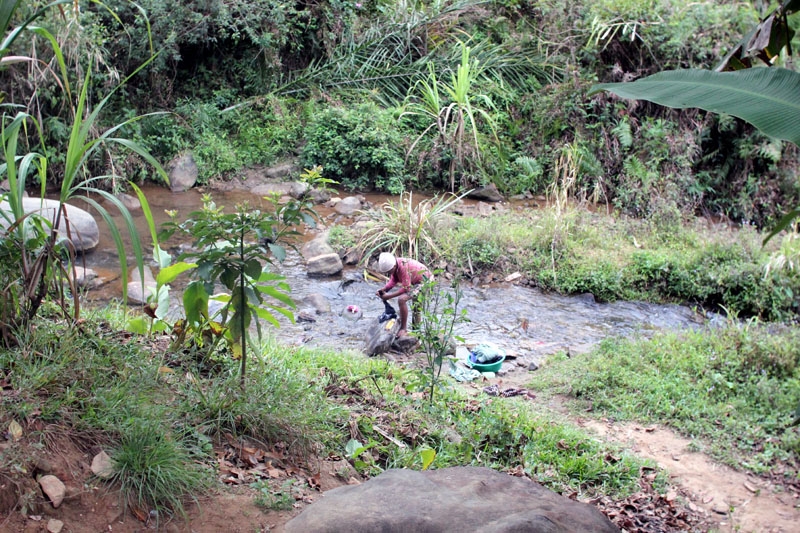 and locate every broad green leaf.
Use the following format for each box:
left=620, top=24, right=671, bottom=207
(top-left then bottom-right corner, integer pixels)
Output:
left=228, top=310, right=251, bottom=342
left=257, top=271, right=285, bottom=282
left=220, top=266, right=237, bottom=290
left=590, top=68, right=800, bottom=147
left=244, top=286, right=260, bottom=305
left=155, top=285, right=170, bottom=320
left=268, top=243, right=286, bottom=262
left=255, top=285, right=295, bottom=308
left=156, top=261, right=197, bottom=285
left=266, top=304, right=295, bottom=323
left=183, top=281, right=209, bottom=325
left=126, top=316, right=149, bottom=335
left=420, top=448, right=436, bottom=470
left=153, top=245, right=172, bottom=269
left=345, top=439, right=364, bottom=458
left=253, top=306, right=280, bottom=328
left=151, top=320, right=170, bottom=333
left=245, top=258, right=262, bottom=279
